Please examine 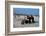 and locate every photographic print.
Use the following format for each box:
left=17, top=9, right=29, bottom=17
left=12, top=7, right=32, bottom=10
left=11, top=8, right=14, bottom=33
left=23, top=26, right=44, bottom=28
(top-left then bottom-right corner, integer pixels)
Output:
left=13, top=7, right=39, bottom=28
